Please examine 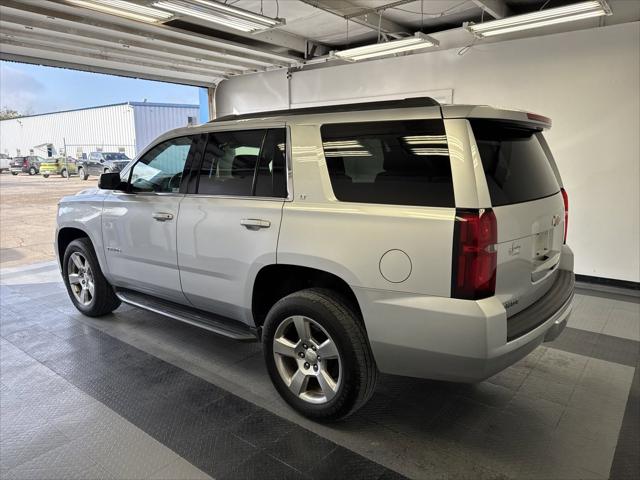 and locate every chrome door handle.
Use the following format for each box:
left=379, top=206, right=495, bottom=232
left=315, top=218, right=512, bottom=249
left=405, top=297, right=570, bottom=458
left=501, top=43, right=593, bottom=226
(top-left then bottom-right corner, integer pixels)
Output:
left=240, top=218, right=271, bottom=230
left=152, top=212, right=174, bottom=222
